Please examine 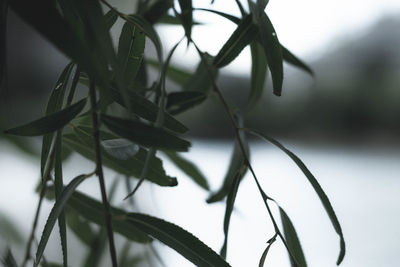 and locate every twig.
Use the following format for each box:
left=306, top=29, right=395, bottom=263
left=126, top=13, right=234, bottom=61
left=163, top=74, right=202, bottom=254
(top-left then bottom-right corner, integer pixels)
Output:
left=89, top=79, right=118, bottom=267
